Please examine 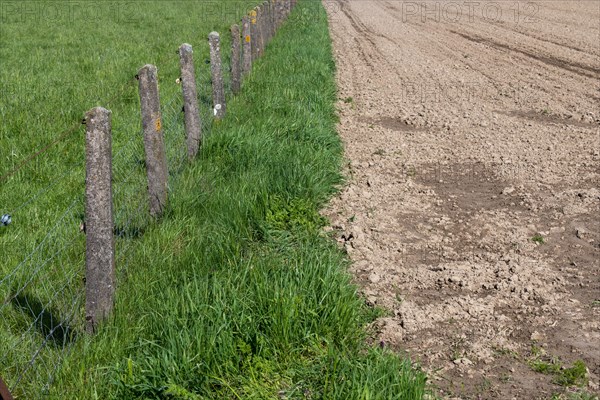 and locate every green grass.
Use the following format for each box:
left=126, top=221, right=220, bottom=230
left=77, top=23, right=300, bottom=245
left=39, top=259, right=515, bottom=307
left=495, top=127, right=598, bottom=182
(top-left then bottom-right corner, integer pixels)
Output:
left=1, top=1, right=257, bottom=394
left=530, top=358, right=588, bottom=388
left=1, top=1, right=426, bottom=398
left=528, top=345, right=588, bottom=388
left=532, top=233, right=545, bottom=244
